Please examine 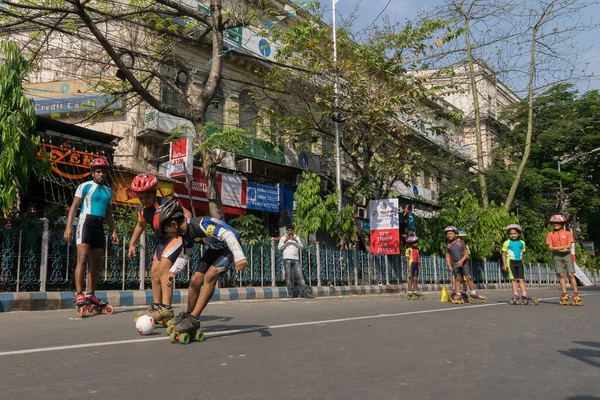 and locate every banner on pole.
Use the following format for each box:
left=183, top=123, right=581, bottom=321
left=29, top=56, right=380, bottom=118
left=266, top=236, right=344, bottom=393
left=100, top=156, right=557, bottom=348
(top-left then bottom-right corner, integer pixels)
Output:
left=369, top=198, right=400, bottom=254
